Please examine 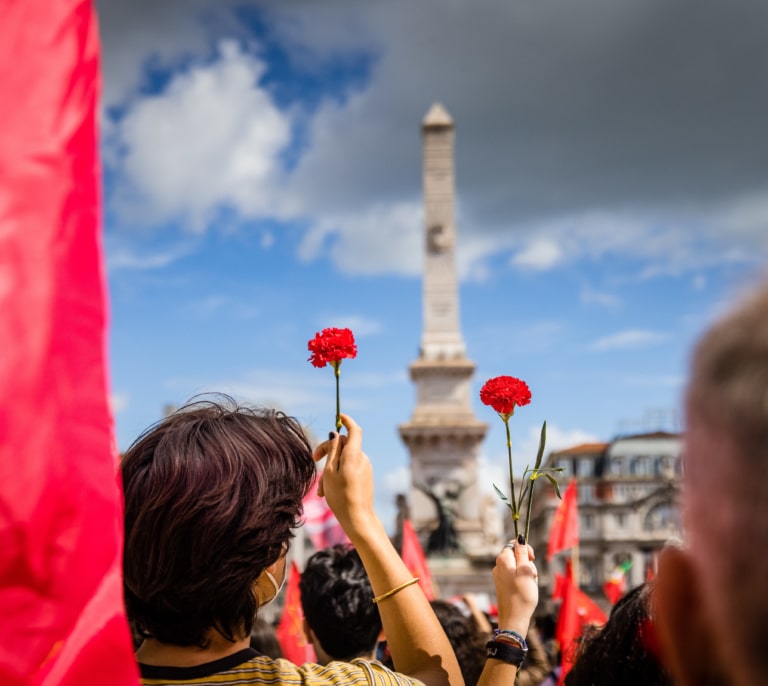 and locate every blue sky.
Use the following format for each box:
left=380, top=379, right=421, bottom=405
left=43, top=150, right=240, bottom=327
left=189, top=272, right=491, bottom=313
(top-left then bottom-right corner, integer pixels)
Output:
left=98, top=0, right=768, bottom=530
